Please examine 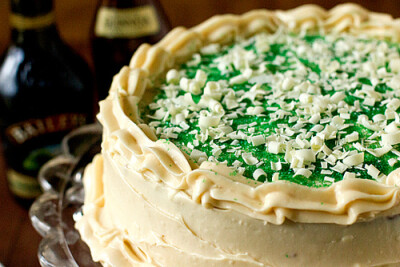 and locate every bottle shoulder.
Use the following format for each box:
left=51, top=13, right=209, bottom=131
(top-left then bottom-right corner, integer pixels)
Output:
left=0, top=46, right=25, bottom=98
left=0, top=43, right=92, bottom=90
left=0, top=43, right=93, bottom=119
